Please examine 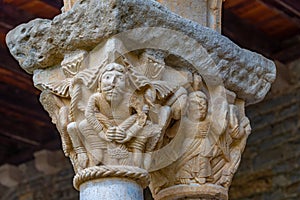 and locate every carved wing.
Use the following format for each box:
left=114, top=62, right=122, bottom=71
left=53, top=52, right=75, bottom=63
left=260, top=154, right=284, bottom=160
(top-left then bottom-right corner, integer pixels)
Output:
left=128, top=67, right=178, bottom=99
left=74, top=67, right=102, bottom=89
left=40, top=79, right=72, bottom=97
left=151, top=80, right=178, bottom=99
left=207, top=96, right=230, bottom=160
